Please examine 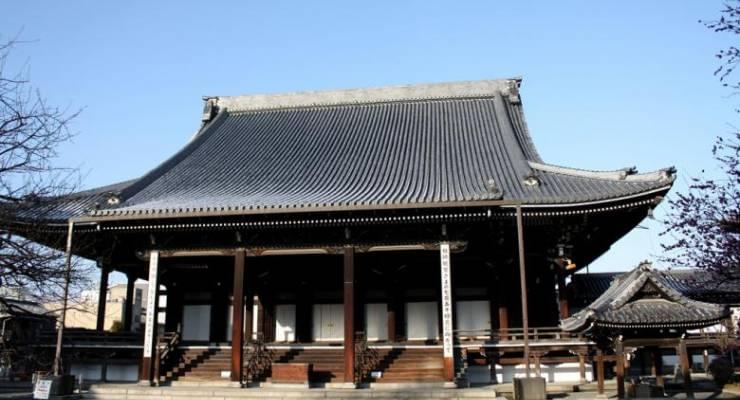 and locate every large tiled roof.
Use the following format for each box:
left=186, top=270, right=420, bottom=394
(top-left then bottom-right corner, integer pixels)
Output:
left=561, top=263, right=730, bottom=332
left=23, top=79, right=676, bottom=221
